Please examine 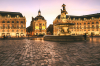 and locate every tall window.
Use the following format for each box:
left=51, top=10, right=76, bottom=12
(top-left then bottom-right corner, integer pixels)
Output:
left=3, top=24, right=5, bottom=28
left=17, top=30, right=18, bottom=32
left=92, top=25, right=94, bottom=28
left=12, top=30, right=14, bottom=32
left=17, top=25, right=19, bottom=28
left=96, top=25, right=99, bottom=28
left=96, top=22, right=99, bottom=24
left=21, top=25, right=23, bottom=28
left=12, top=24, right=14, bottom=28
left=21, top=30, right=23, bottom=32
left=7, top=30, right=9, bottom=32
left=80, top=23, right=81, bottom=25
left=8, top=24, right=10, bottom=28
left=84, top=26, right=86, bottom=29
